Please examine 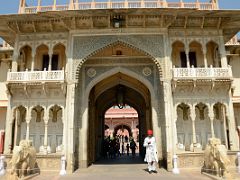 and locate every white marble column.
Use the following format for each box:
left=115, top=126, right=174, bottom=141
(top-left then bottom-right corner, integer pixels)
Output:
left=12, top=53, right=18, bottom=72
left=13, top=109, right=20, bottom=147
left=226, top=103, right=238, bottom=150
left=62, top=108, right=66, bottom=153
left=69, top=0, right=75, bottom=10
left=31, top=49, right=36, bottom=71
left=43, top=112, right=49, bottom=154
left=25, top=116, right=31, bottom=140
left=190, top=106, right=197, bottom=145
left=185, top=48, right=190, bottom=68
left=4, top=91, right=13, bottom=154
left=219, top=36, right=228, bottom=68
left=212, top=0, right=219, bottom=9
left=48, top=51, right=53, bottom=71
left=53, top=0, right=57, bottom=10
left=221, top=106, right=228, bottom=148
left=65, top=83, right=76, bottom=172
left=209, top=106, right=215, bottom=138
left=202, top=46, right=208, bottom=68
left=18, top=0, right=26, bottom=13
left=26, top=108, right=32, bottom=140
left=173, top=105, right=178, bottom=149
left=12, top=35, right=19, bottom=72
